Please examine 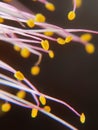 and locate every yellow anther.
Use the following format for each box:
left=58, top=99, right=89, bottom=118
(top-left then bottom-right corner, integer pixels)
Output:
left=31, top=108, right=38, bottom=118
left=1, top=103, right=11, bottom=112
left=13, top=45, right=21, bottom=51
left=14, top=71, right=25, bottom=81
left=68, top=11, right=76, bottom=21
left=80, top=113, right=85, bottom=123
left=26, top=19, right=35, bottom=28
left=57, top=38, right=65, bottom=45
left=80, top=33, right=92, bottom=42
left=45, top=2, right=55, bottom=11
left=41, top=40, right=49, bottom=50
left=65, top=36, right=73, bottom=43
left=16, top=90, right=26, bottom=99
left=0, top=17, right=4, bottom=23
left=3, top=0, right=12, bottom=2
left=35, top=13, right=46, bottom=23
left=31, top=66, right=40, bottom=76
left=76, top=0, right=82, bottom=8
left=48, top=50, right=54, bottom=58
left=44, top=106, right=51, bottom=112
left=20, top=48, right=30, bottom=58
left=39, top=95, right=46, bottom=105
left=44, top=31, right=54, bottom=36
left=85, top=43, right=95, bottom=54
